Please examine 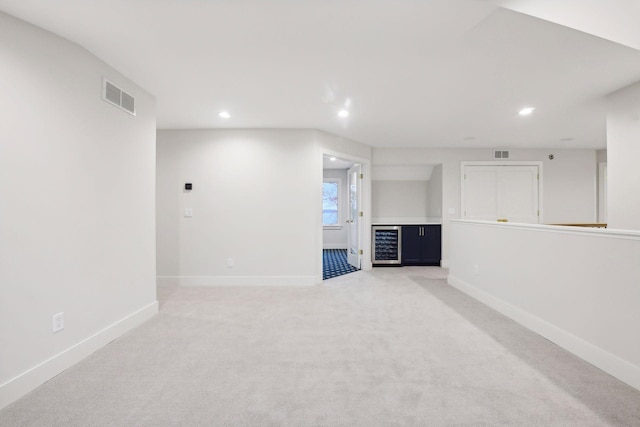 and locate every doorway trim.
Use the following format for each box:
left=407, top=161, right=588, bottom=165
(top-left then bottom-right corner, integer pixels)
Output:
left=598, top=162, right=607, bottom=223
left=346, top=164, right=363, bottom=269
